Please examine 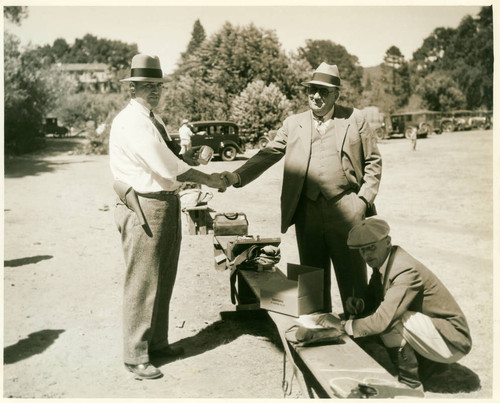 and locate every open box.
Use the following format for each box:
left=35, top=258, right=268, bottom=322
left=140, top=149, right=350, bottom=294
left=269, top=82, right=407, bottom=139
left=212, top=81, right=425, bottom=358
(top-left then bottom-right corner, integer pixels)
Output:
left=260, top=263, right=324, bottom=317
